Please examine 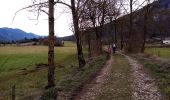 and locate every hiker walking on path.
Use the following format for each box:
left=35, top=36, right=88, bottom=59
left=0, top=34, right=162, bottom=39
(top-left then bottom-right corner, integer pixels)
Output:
left=112, top=43, right=116, bottom=53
